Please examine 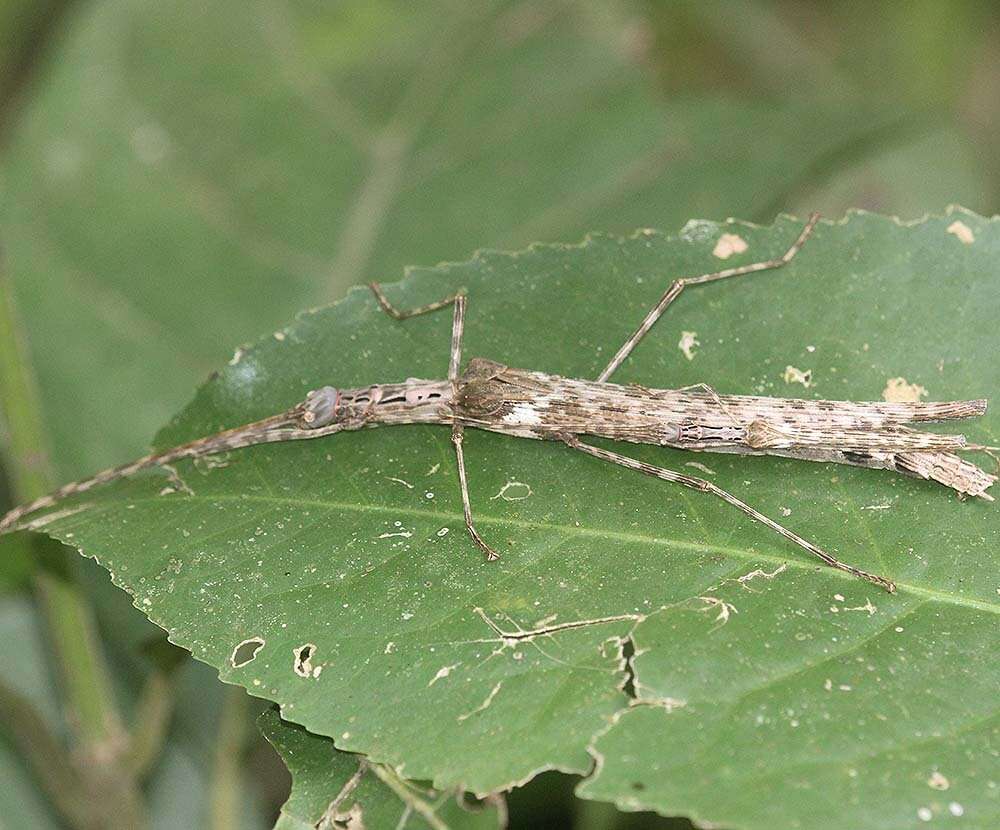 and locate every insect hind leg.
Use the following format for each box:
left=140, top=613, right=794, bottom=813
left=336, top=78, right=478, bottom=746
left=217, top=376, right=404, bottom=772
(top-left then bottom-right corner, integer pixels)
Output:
left=597, top=214, right=820, bottom=383
left=560, top=433, right=896, bottom=593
